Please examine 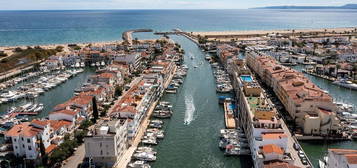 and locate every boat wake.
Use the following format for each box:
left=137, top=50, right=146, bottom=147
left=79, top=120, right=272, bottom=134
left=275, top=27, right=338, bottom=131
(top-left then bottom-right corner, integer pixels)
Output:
left=184, top=94, right=195, bottom=125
